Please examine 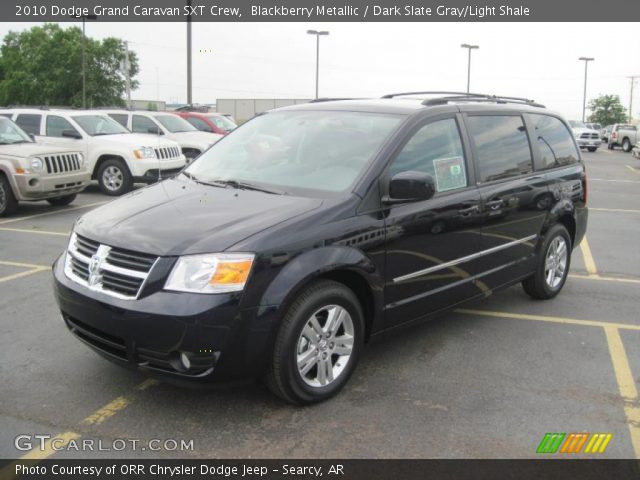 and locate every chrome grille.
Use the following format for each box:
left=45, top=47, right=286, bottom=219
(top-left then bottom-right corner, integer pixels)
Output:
left=64, top=233, right=158, bottom=300
left=153, top=146, right=181, bottom=160
left=580, top=133, right=599, bottom=139
left=44, top=153, right=82, bottom=174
